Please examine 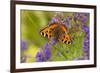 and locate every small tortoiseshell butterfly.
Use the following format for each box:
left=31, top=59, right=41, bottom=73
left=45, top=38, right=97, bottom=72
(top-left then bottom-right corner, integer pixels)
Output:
left=40, top=23, right=72, bottom=45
